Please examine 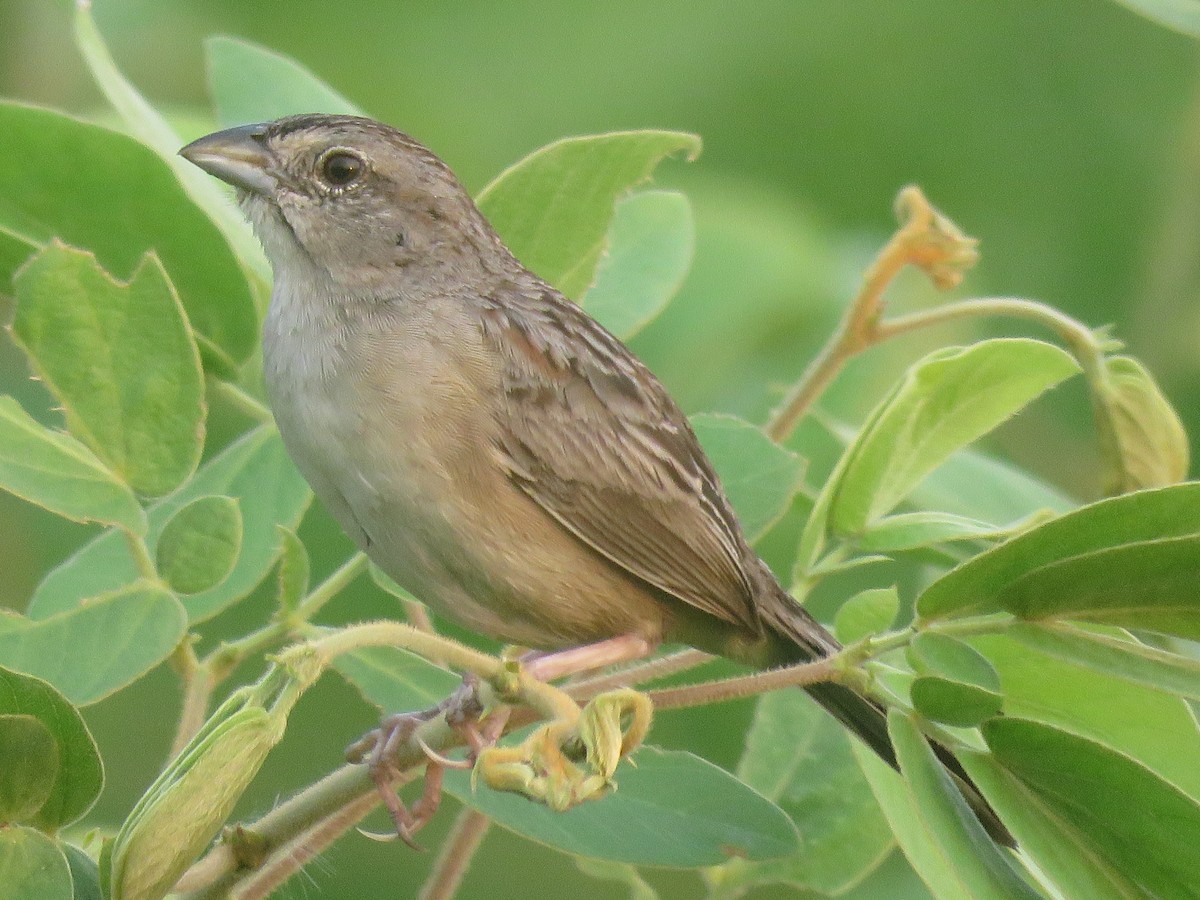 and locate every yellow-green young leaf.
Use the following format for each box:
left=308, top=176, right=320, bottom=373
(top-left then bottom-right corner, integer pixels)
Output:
left=835, top=587, right=900, bottom=645
left=857, top=511, right=1001, bottom=553
left=1098, top=356, right=1189, bottom=493
left=0, top=715, right=58, bottom=825
left=206, top=35, right=363, bottom=126
left=30, top=426, right=312, bottom=624
left=0, top=396, right=145, bottom=535
left=11, top=244, right=205, bottom=498
left=274, top=526, right=310, bottom=615
left=983, top=718, right=1200, bottom=899
left=156, top=496, right=242, bottom=595
left=477, top=131, right=701, bottom=299
left=0, top=102, right=257, bottom=371
left=0, top=586, right=186, bottom=706
left=829, top=339, right=1079, bottom=536
left=582, top=189, right=695, bottom=340
left=0, top=667, right=102, bottom=832
left=918, top=483, right=1200, bottom=622
left=0, top=826, right=72, bottom=900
